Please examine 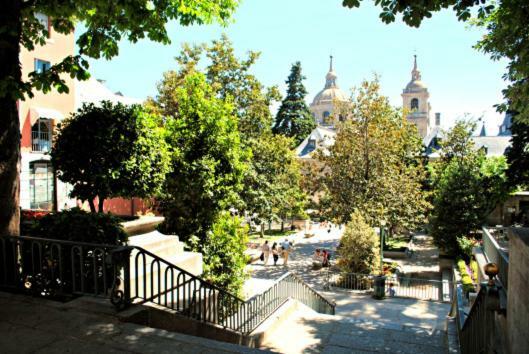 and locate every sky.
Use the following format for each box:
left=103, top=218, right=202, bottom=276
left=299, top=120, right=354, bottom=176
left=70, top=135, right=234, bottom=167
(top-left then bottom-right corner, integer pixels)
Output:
left=79, top=0, right=508, bottom=134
